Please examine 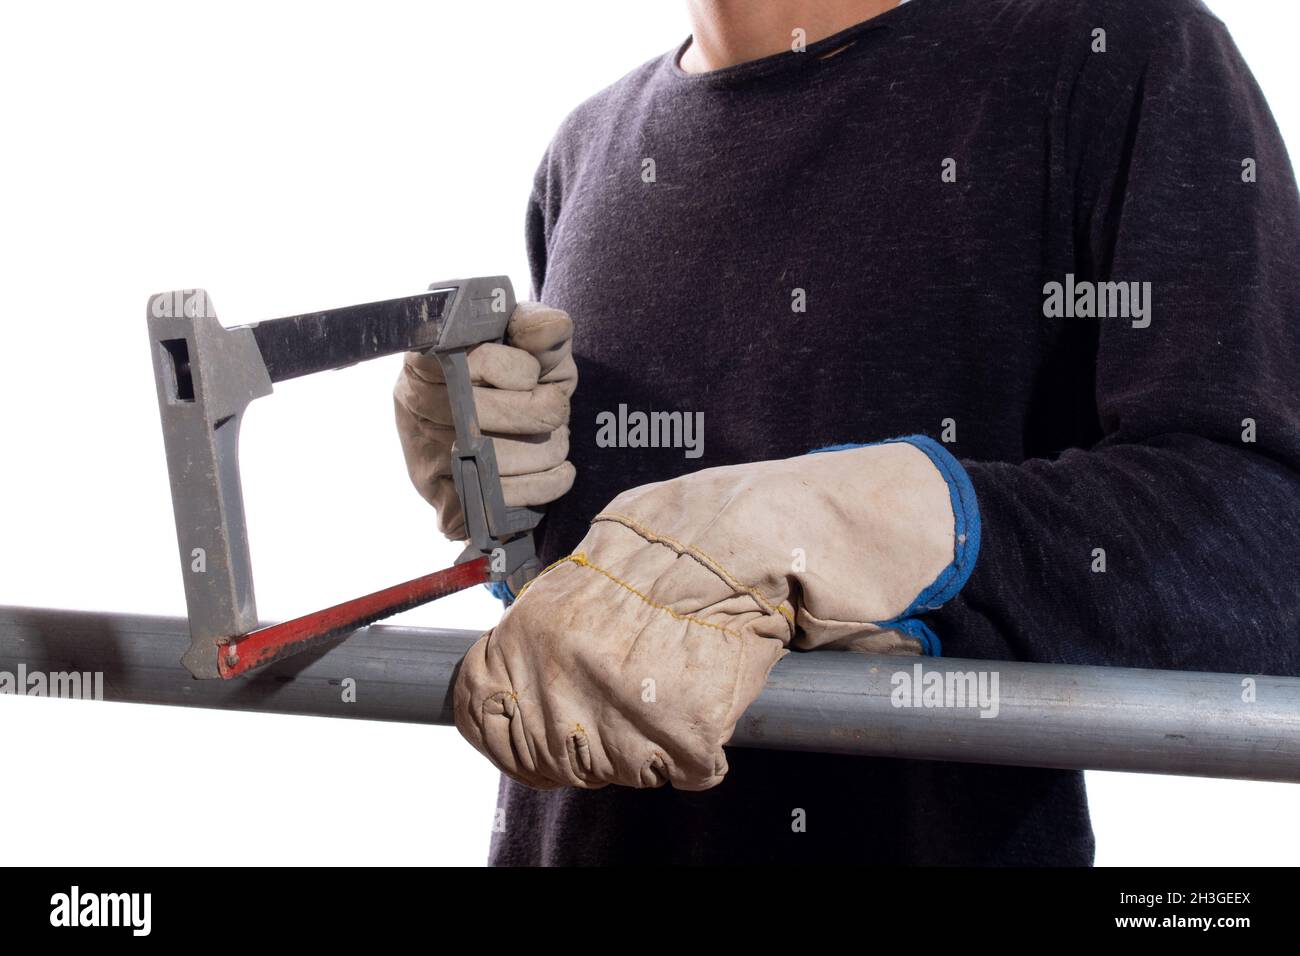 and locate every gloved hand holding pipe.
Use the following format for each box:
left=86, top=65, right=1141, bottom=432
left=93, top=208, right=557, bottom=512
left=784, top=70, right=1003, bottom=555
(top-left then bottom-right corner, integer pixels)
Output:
left=394, top=302, right=980, bottom=790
